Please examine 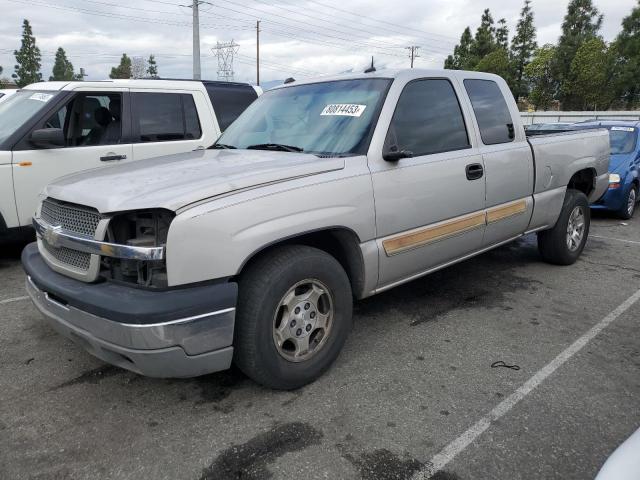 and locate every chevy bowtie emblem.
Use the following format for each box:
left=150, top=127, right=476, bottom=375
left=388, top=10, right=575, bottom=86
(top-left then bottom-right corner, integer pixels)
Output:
left=43, top=225, right=63, bottom=248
